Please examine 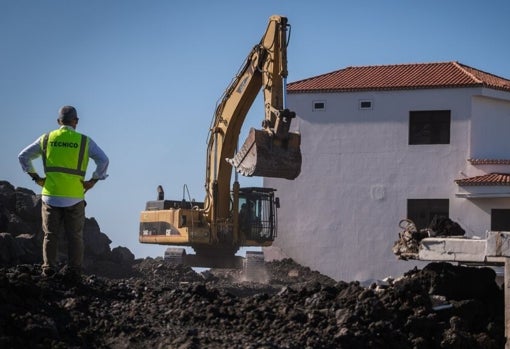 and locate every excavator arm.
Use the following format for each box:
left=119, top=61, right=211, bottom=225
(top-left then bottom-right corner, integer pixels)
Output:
left=204, top=15, right=301, bottom=226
